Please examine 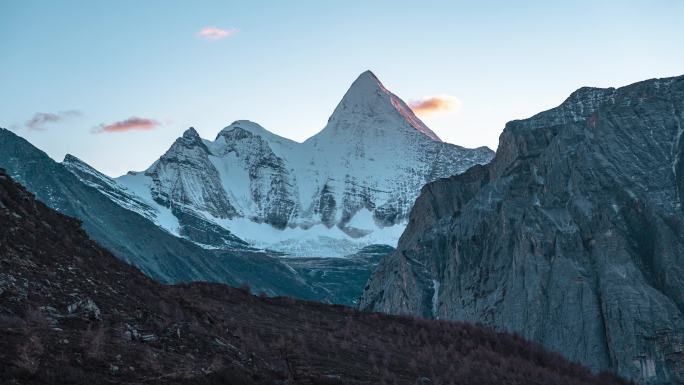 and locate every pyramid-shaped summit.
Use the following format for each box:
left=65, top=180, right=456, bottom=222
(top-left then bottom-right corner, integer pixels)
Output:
left=322, top=70, right=442, bottom=142
left=182, top=126, right=201, bottom=139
